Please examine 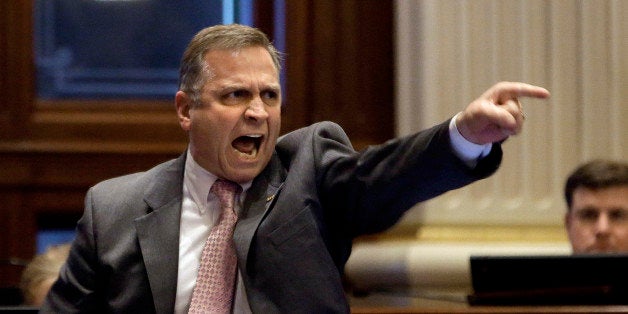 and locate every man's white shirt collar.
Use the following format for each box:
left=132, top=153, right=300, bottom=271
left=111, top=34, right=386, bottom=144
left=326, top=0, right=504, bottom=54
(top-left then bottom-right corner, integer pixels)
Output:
left=184, top=150, right=252, bottom=214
